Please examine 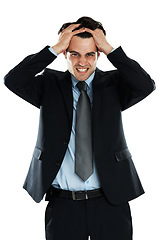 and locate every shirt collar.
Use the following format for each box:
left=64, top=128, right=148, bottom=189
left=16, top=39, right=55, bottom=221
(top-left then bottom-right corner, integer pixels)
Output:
left=71, top=71, right=95, bottom=90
